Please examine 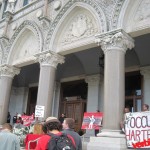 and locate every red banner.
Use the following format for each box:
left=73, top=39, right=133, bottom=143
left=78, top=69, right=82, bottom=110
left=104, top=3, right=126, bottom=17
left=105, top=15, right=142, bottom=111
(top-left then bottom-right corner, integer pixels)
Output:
left=81, top=112, right=103, bottom=130
left=21, top=115, right=34, bottom=126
